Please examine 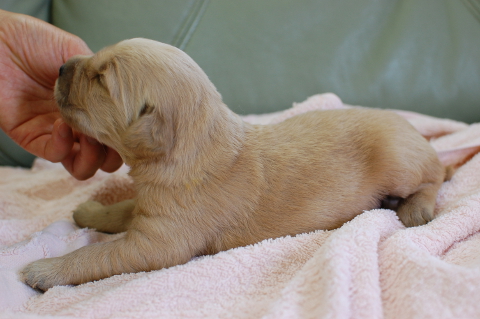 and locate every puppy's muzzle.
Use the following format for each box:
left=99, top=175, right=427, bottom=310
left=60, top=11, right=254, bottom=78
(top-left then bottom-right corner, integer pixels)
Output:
left=55, top=58, right=81, bottom=109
